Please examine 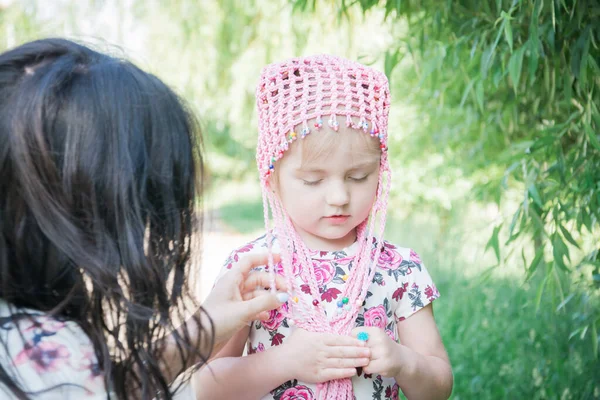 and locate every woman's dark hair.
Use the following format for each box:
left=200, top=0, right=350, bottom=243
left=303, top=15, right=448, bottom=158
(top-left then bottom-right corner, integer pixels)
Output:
left=0, top=38, right=209, bottom=399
